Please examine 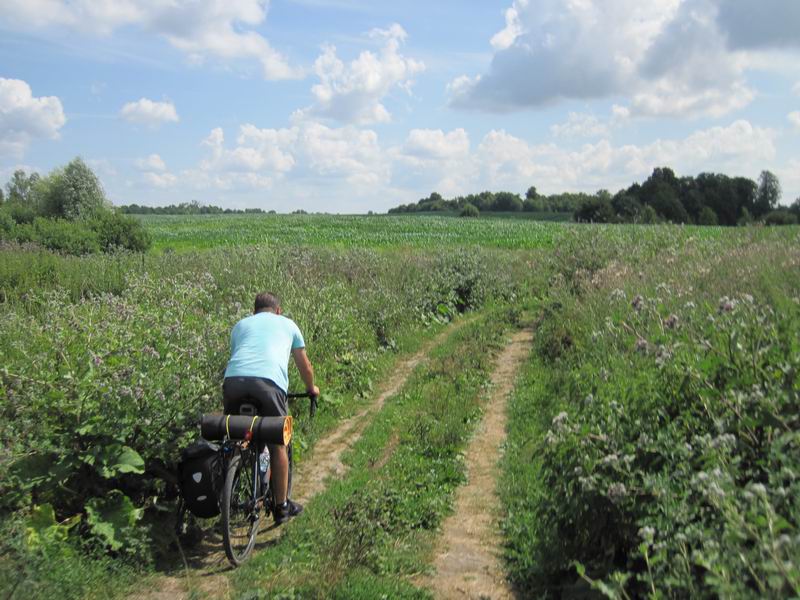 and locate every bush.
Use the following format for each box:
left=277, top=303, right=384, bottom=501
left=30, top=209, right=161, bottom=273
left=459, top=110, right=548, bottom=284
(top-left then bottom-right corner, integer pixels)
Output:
left=4, top=201, right=38, bottom=224
left=32, top=217, right=101, bottom=254
left=459, top=203, right=479, bottom=218
left=88, top=211, right=152, bottom=252
left=764, top=209, right=798, bottom=226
